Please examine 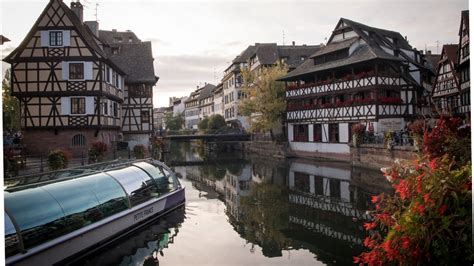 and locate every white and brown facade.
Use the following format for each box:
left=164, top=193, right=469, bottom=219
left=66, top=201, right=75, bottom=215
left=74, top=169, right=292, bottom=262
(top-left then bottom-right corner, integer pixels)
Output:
left=279, top=18, right=433, bottom=158
left=3, top=0, right=125, bottom=155
left=431, top=45, right=461, bottom=115
left=98, top=30, right=158, bottom=148
left=184, top=86, right=203, bottom=129
left=457, top=10, right=470, bottom=116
